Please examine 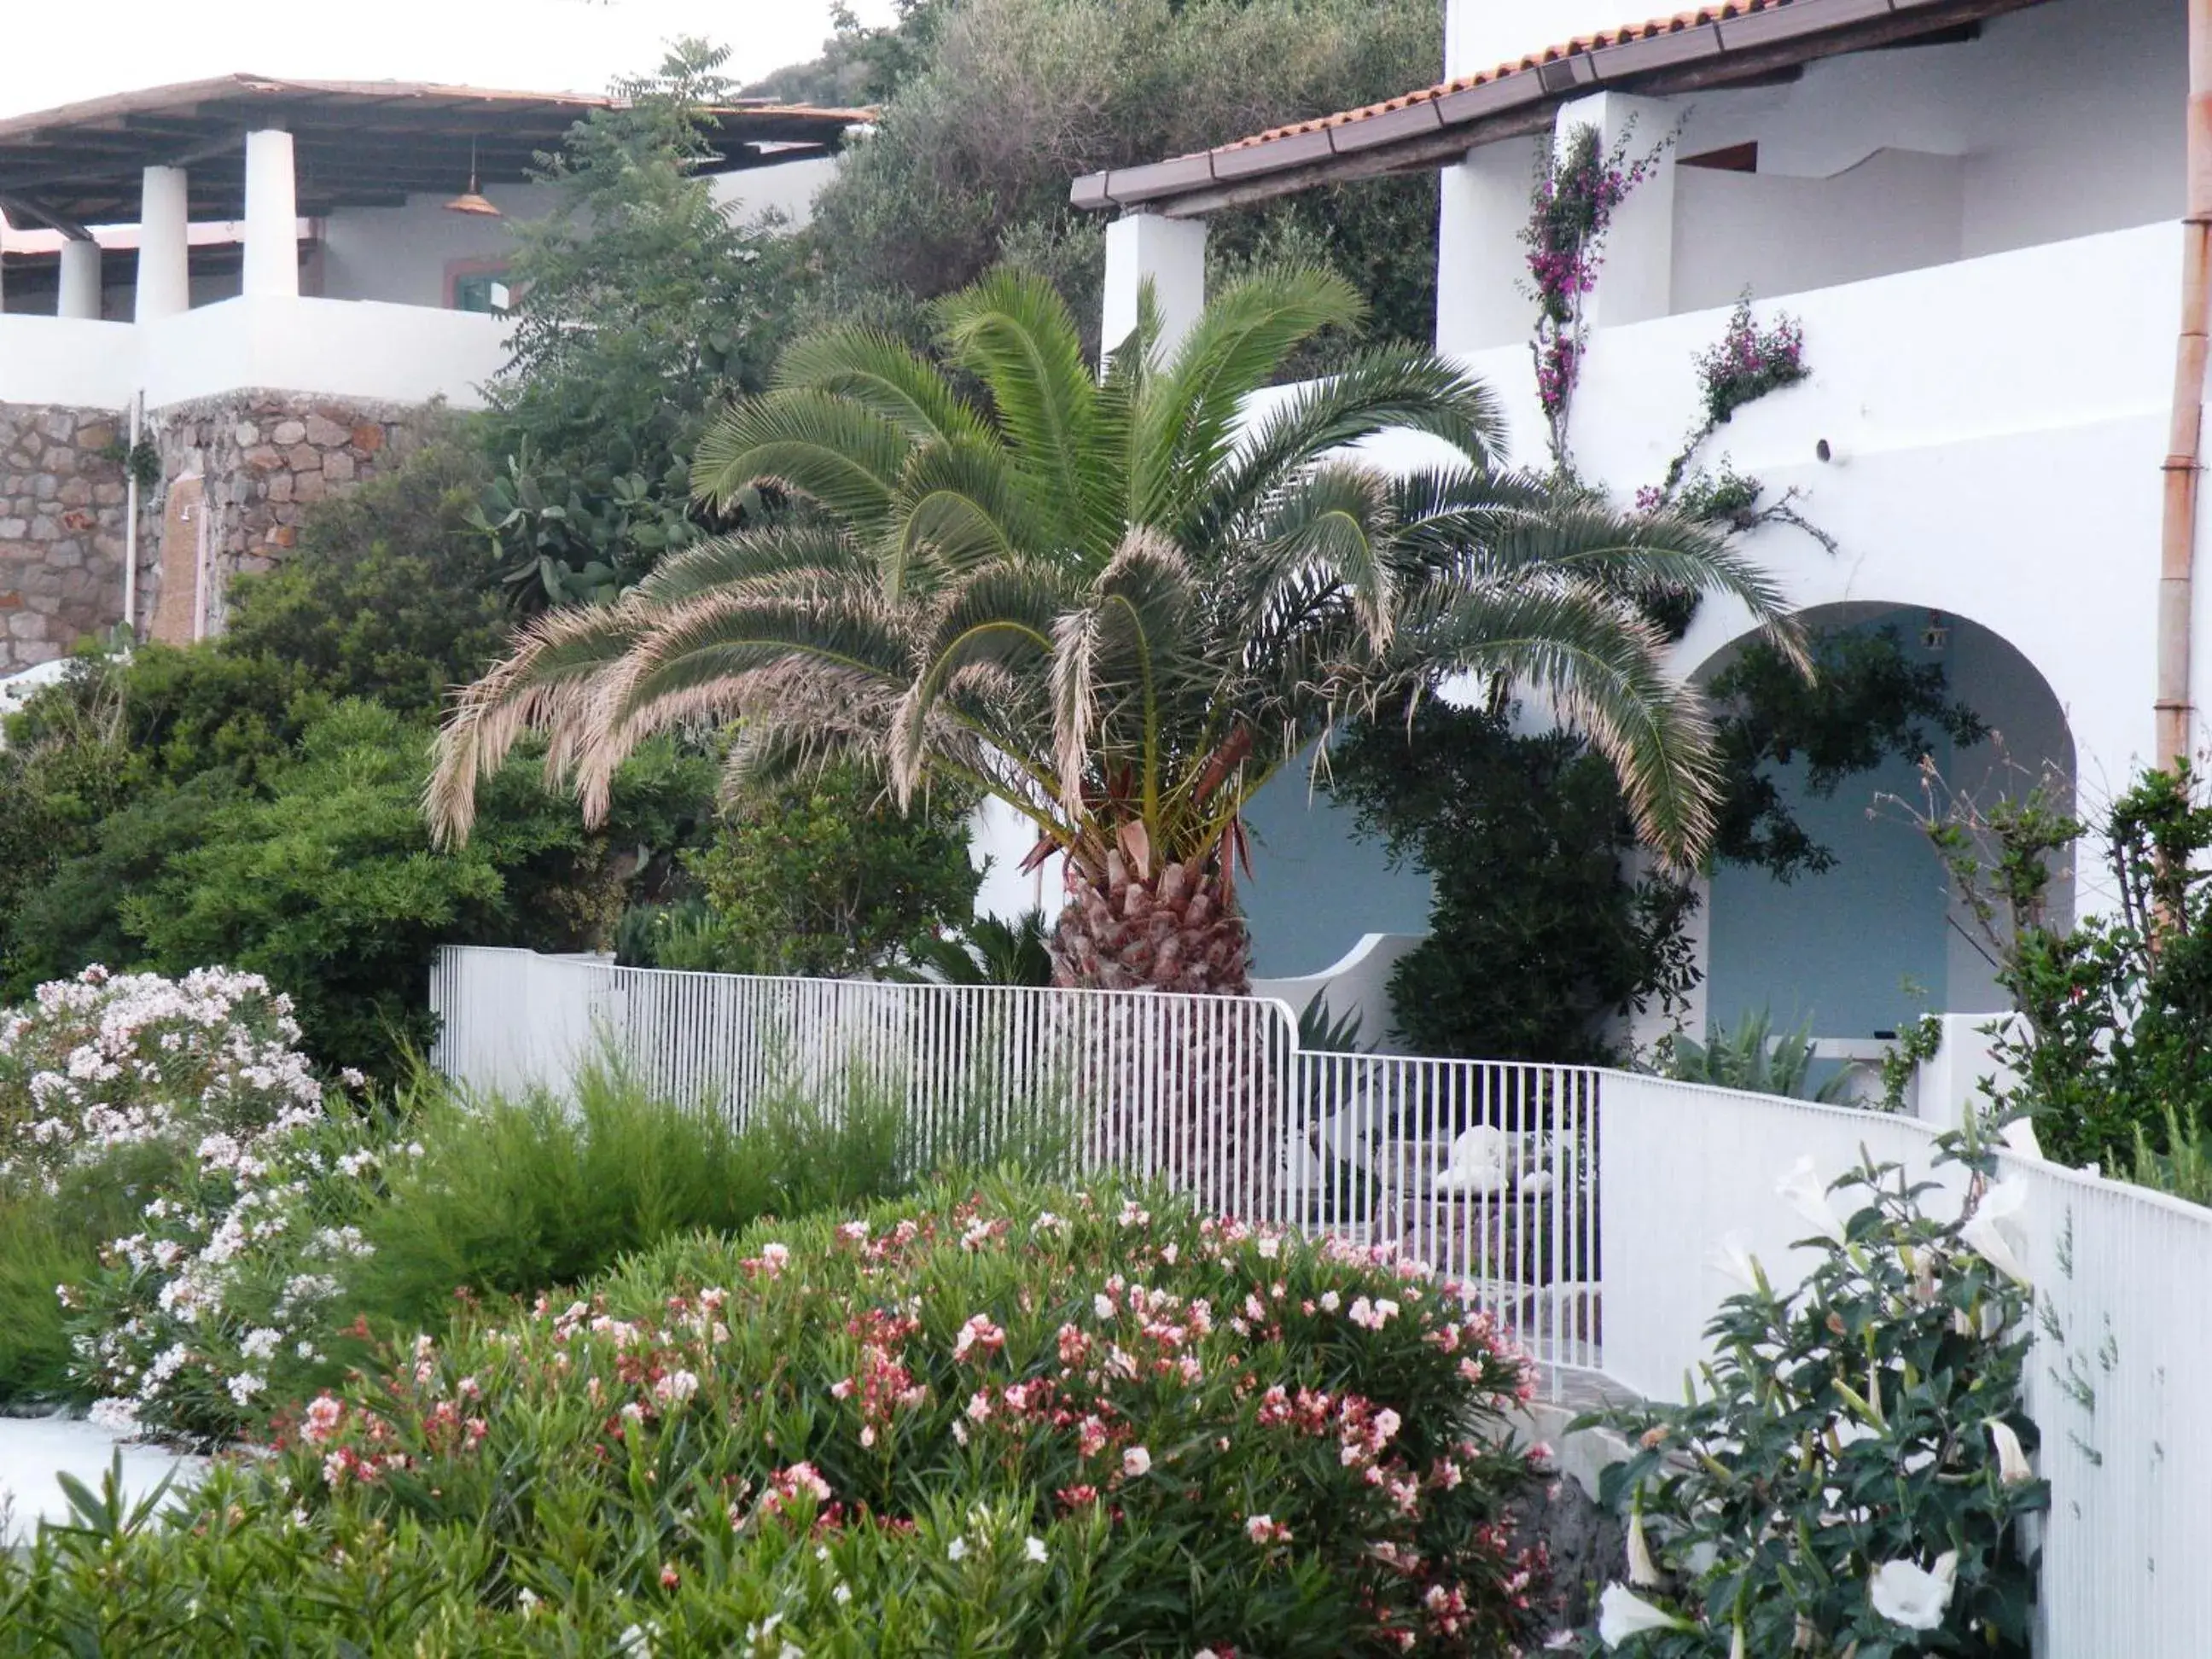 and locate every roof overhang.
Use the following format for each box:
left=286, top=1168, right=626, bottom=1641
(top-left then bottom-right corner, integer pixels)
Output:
left=1071, top=0, right=2055, bottom=218
left=0, top=75, right=872, bottom=234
